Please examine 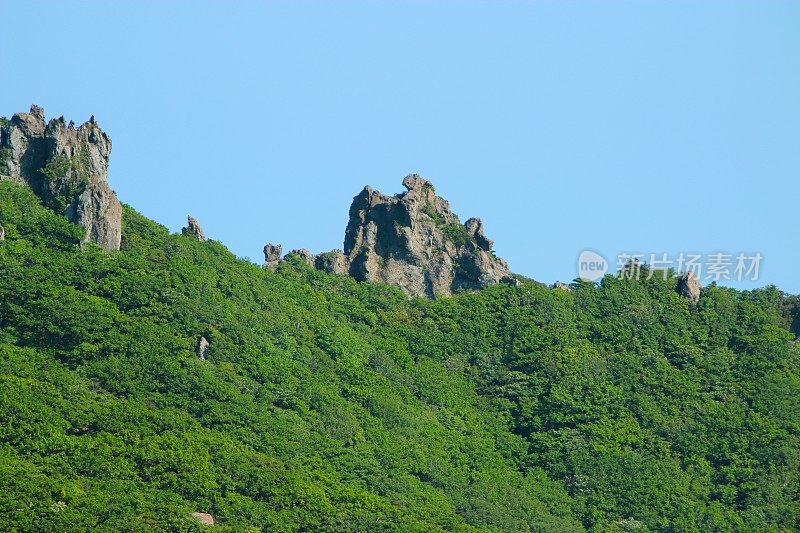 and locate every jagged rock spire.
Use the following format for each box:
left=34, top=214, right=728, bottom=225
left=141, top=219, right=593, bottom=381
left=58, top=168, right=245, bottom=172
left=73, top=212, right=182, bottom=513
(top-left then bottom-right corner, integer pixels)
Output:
left=0, top=105, right=122, bottom=250
left=183, top=215, right=206, bottom=241
left=317, top=173, right=513, bottom=297
left=261, top=175, right=513, bottom=297
left=263, top=243, right=282, bottom=269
